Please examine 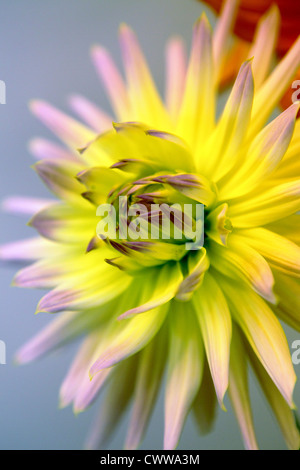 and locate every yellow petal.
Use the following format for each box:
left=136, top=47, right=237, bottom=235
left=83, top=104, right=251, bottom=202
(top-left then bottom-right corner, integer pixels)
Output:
left=220, top=277, right=297, bottom=408
left=119, top=24, right=171, bottom=130
left=248, top=5, right=279, bottom=88
left=236, top=228, right=300, bottom=278
left=199, top=60, right=254, bottom=180
left=176, top=14, right=215, bottom=149
left=209, top=236, right=276, bottom=303
left=164, top=301, right=203, bottom=450
left=192, top=273, right=232, bottom=407
left=250, top=36, right=300, bottom=137
left=228, top=179, right=300, bottom=228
